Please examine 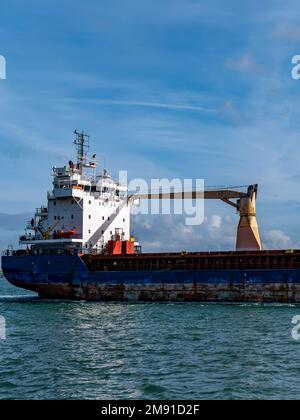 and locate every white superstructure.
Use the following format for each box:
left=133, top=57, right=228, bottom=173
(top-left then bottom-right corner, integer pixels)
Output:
left=20, top=131, right=131, bottom=253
